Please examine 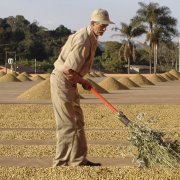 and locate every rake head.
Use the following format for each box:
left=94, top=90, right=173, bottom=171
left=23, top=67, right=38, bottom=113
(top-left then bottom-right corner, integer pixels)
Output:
left=117, top=112, right=131, bottom=126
